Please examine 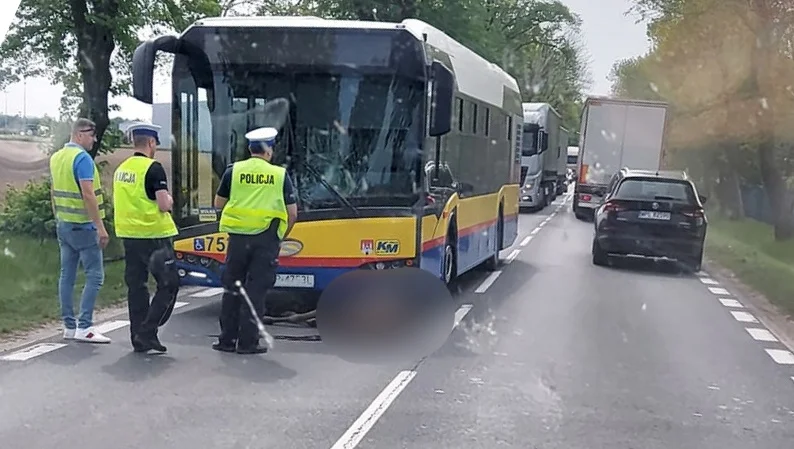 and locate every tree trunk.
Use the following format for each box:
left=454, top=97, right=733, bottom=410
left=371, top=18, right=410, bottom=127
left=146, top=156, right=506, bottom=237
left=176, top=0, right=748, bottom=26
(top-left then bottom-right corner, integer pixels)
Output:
left=69, top=0, right=117, bottom=159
